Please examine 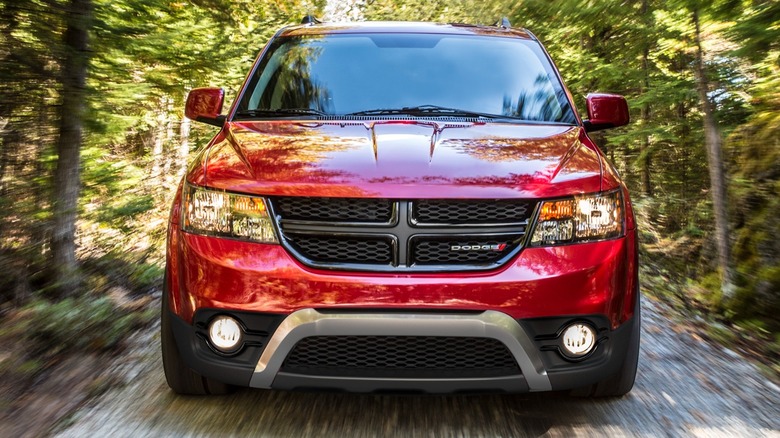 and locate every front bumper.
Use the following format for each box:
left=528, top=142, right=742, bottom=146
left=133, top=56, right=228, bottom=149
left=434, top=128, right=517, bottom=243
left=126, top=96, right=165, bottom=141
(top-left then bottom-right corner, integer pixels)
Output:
left=167, top=230, right=638, bottom=327
left=168, top=305, right=638, bottom=393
